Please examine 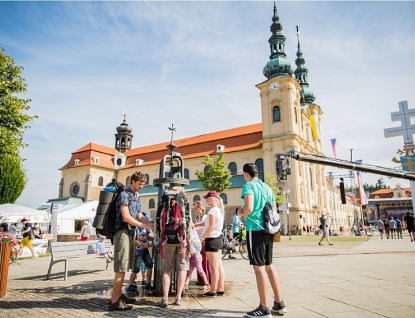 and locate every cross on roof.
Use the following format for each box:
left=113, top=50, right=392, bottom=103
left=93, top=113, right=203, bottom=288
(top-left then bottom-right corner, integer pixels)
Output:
left=384, top=101, right=415, bottom=144
left=168, top=124, right=176, bottom=143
